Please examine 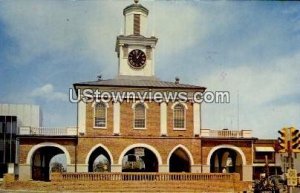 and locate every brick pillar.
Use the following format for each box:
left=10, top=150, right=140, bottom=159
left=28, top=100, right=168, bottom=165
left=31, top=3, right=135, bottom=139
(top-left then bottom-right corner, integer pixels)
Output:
left=51, top=172, right=63, bottom=182
left=3, top=173, right=15, bottom=187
